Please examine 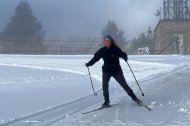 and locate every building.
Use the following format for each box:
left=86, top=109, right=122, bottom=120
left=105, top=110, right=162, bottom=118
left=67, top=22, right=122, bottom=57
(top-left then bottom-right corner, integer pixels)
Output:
left=154, top=0, right=190, bottom=54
